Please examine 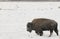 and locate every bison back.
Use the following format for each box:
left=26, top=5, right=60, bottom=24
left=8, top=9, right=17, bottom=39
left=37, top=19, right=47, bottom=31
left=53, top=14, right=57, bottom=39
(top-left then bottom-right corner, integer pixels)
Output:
left=32, top=18, right=57, bottom=30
